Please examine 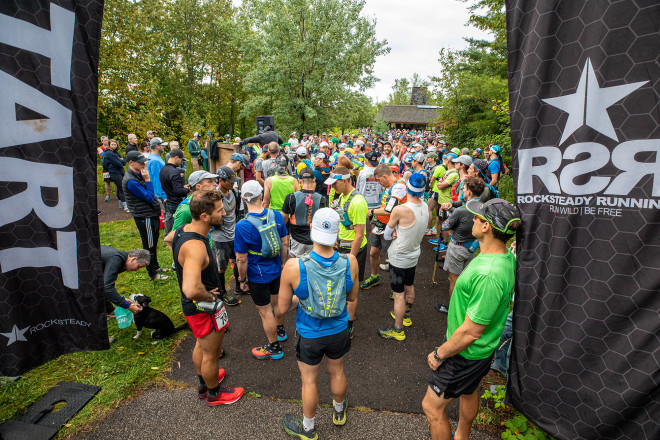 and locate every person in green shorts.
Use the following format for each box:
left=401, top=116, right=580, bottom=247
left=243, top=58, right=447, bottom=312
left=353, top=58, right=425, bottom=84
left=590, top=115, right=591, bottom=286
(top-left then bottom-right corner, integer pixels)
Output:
left=422, top=198, right=521, bottom=440
left=326, top=166, right=367, bottom=340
